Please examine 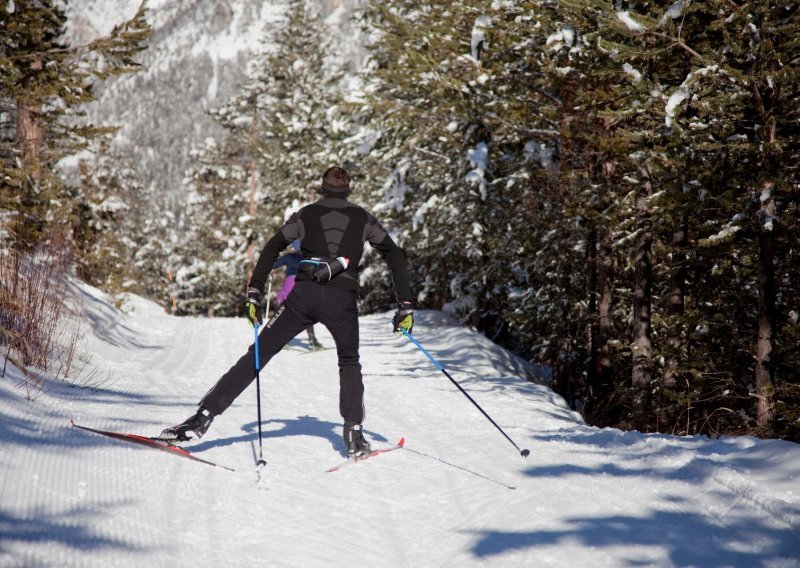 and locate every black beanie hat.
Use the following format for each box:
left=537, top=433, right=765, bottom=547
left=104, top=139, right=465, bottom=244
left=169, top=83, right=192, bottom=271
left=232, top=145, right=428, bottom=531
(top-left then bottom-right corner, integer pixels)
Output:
left=321, top=166, right=351, bottom=195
